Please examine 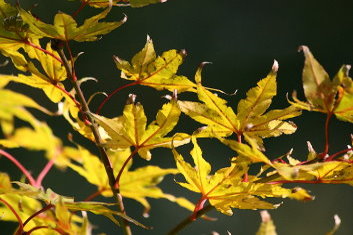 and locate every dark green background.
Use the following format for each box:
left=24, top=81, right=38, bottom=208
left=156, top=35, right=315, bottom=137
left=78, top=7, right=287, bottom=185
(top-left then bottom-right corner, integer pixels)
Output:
left=1, top=0, right=353, bottom=234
